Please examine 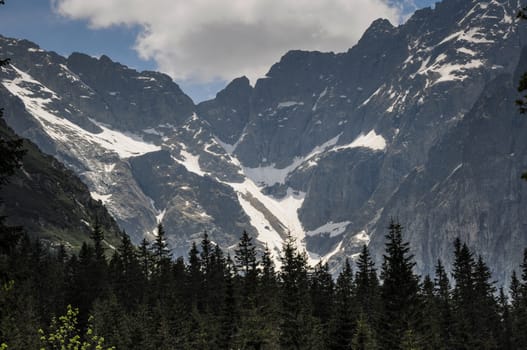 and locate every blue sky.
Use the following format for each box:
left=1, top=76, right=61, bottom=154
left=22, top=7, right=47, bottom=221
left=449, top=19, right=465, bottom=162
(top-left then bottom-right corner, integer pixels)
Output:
left=0, top=0, right=437, bottom=102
